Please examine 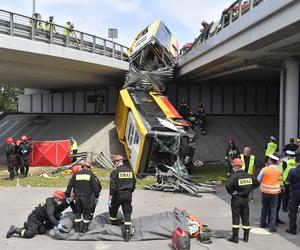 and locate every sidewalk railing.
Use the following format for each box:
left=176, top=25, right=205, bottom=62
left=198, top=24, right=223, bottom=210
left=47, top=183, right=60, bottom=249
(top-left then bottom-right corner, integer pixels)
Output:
left=0, top=9, right=129, bottom=62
